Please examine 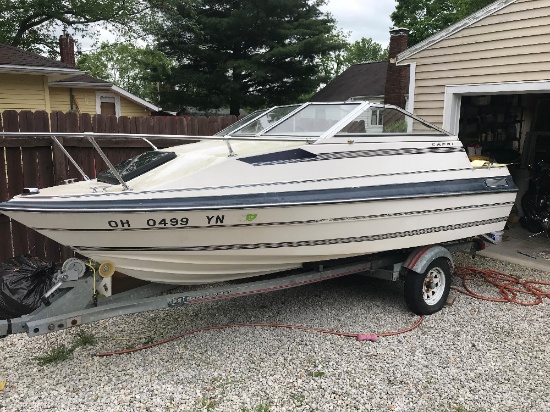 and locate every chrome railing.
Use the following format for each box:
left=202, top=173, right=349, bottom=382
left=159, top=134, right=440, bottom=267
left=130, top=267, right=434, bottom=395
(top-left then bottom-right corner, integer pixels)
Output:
left=0, top=131, right=315, bottom=191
